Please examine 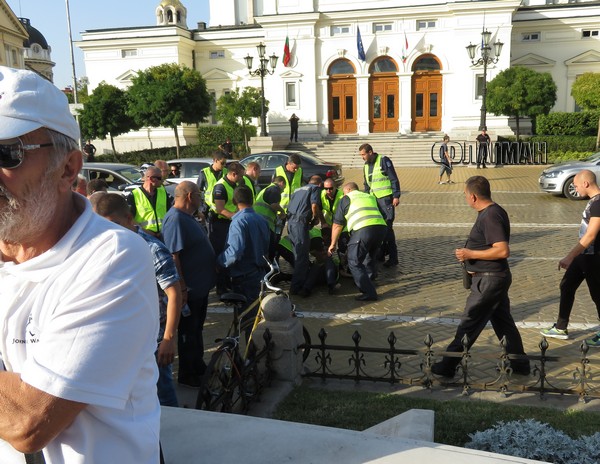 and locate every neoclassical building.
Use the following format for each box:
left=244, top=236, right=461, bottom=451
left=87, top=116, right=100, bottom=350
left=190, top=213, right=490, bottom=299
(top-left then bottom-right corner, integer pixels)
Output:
left=0, top=0, right=28, bottom=70
left=77, top=0, right=600, bottom=152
